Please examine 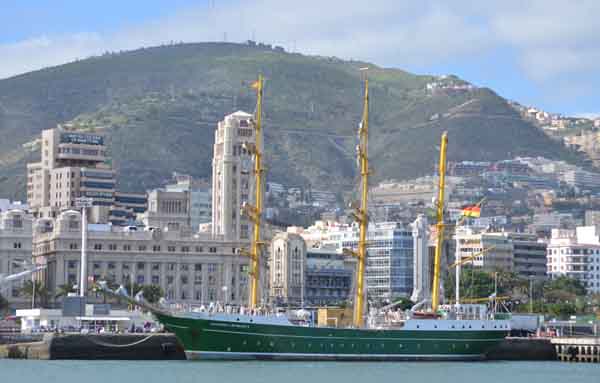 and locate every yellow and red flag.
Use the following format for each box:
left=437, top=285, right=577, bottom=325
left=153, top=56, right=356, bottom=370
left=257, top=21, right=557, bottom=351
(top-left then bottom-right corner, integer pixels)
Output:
left=462, top=205, right=481, bottom=218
